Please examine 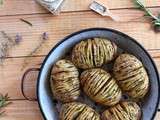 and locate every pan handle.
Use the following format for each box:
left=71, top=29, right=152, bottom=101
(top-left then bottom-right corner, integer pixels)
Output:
left=21, top=68, right=40, bottom=101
